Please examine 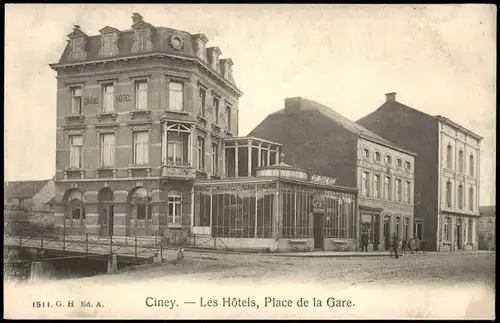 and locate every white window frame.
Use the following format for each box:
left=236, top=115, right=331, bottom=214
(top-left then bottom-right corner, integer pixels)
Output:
left=198, top=87, right=206, bottom=117
left=373, top=174, right=380, bottom=199
left=395, top=179, right=402, bottom=202
left=135, top=80, right=148, bottom=110
left=102, top=83, right=115, bottom=113
left=443, top=218, right=450, bottom=241
left=211, top=142, right=218, bottom=174
left=71, top=87, right=82, bottom=115
left=197, top=137, right=205, bottom=170
left=168, top=81, right=184, bottom=111
left=225, top=104, right=232, bottom=132
left=69, top=135, right=83, bottom=169
left=168, top=193, right=182, bottom=224
left=213, top=96, right=220, bottom=124
left=167, top=140, right=183, bottom=166
left=469, top=187, right=474, bottom=211
left=458, top=184, right=464, bottom=209
left=361, top=171, right=369, bottom=197
left=385, top=176, right=392, bottom=201
left=458, top=150, right=464, bottom=173
left=446, top=144, right=452, bottom=169
left=446, top=181, right=452, bottom=207
left=405, top=181, right=411, bottom=203
left=133, top=131, right=149, bottom=166
left=100, top=133, right=115, bottom=168
left=469, top=154, right=474, bottom=177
